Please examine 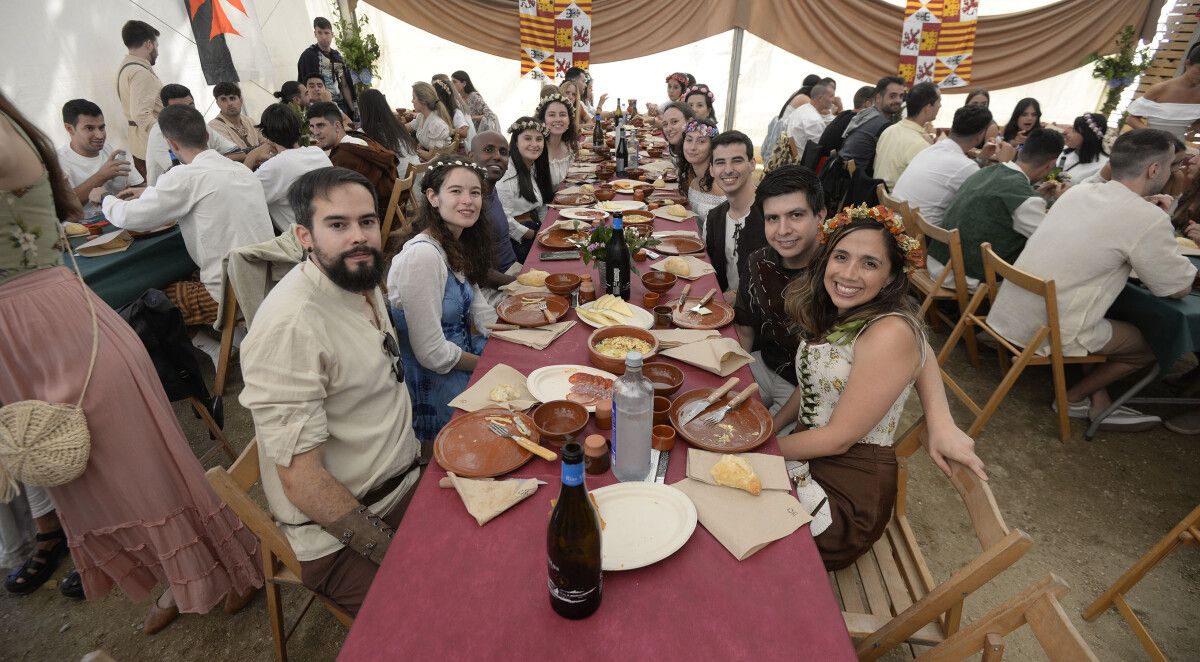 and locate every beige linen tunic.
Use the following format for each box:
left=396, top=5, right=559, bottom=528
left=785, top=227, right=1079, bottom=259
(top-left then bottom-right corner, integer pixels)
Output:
left=116, top=54, right=162, bottom=159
